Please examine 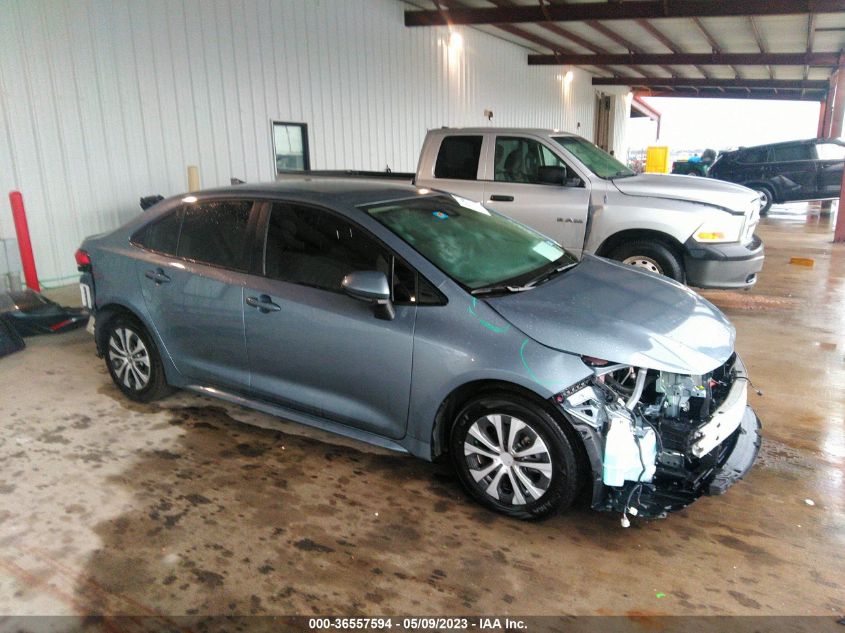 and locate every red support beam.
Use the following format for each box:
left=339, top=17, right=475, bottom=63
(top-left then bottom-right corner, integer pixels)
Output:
left=634, top=89, right=826, bottom=101
left=830, top=66, right=845, bottom=138
left=593, top=77, right=828, bottom=90
left=818, top=99, right=828, bottom=137
left=8, top=191, right=40, bottom=292
left=528, top=52, right=841, bottom=67
left=404, top=1, right=845, bottom=27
